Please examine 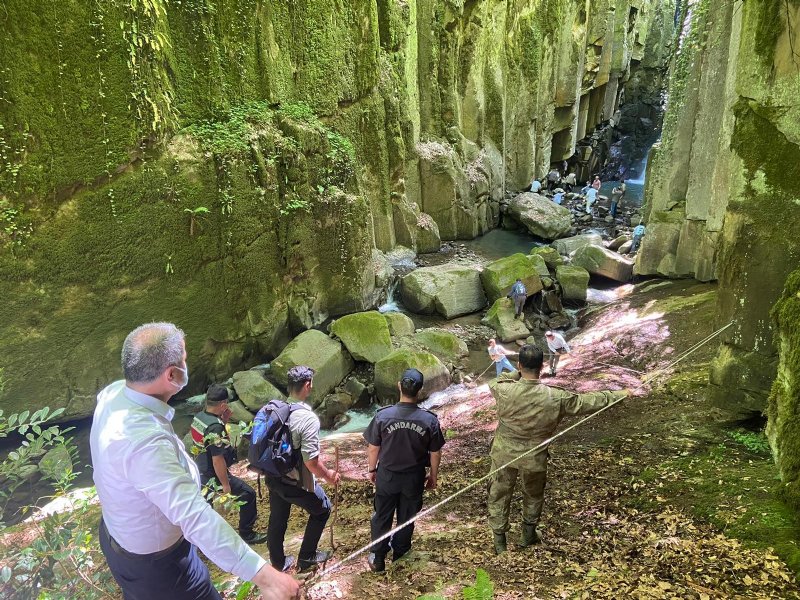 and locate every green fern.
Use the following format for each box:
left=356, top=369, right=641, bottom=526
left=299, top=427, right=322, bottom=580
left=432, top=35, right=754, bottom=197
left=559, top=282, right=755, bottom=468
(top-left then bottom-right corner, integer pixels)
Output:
left=462, top=569, right=494, bottom=600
